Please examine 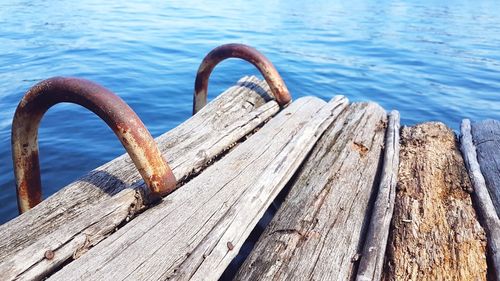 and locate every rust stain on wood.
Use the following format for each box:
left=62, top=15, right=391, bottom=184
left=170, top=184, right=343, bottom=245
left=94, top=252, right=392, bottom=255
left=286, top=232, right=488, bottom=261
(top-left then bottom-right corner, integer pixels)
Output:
left=352, top=141, right=369, bottom=156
